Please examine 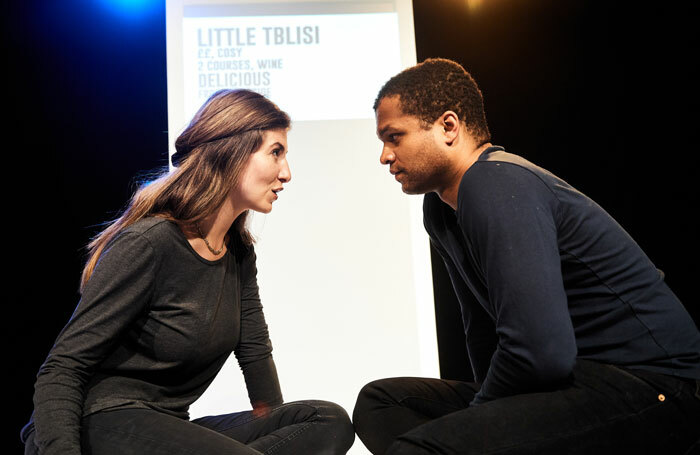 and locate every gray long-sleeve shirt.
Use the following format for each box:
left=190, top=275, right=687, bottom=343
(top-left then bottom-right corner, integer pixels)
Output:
left=424, top=146, right=700, bottom=405
left=25, top=217, right=282, bottom=454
